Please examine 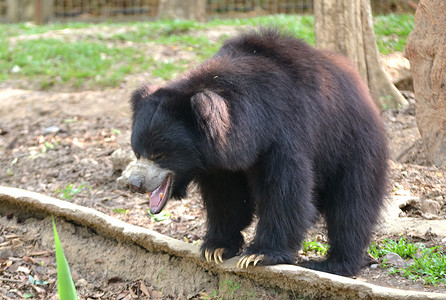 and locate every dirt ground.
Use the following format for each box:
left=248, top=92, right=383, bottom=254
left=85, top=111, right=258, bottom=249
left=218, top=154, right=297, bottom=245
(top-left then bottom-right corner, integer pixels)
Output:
left=0, top=30, right=445, bottom=299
